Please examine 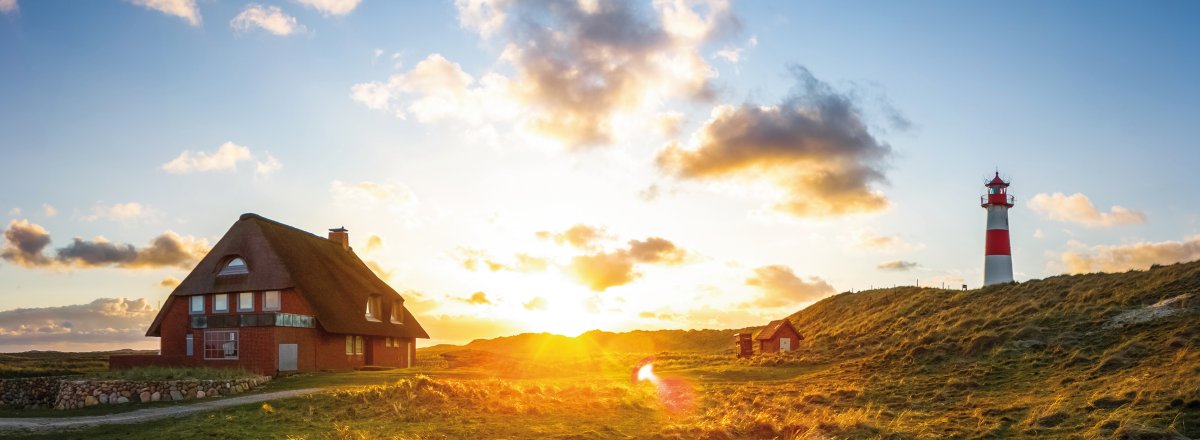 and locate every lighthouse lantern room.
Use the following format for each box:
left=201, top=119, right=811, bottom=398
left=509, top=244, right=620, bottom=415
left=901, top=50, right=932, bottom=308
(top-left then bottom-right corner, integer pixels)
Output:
left=981, top=172, right=1014, bottom=286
